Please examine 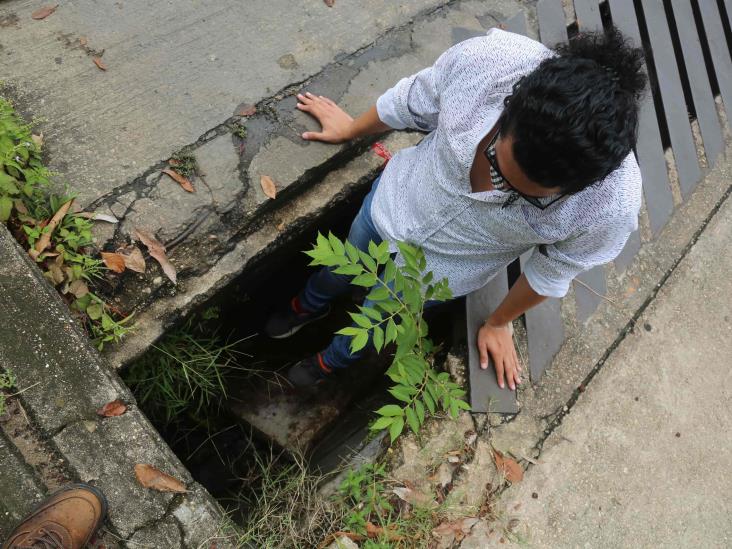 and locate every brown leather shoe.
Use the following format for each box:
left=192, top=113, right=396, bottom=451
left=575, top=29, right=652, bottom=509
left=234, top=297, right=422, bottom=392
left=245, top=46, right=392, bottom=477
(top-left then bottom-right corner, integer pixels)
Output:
left=3, top=483, right=107, bottom=549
